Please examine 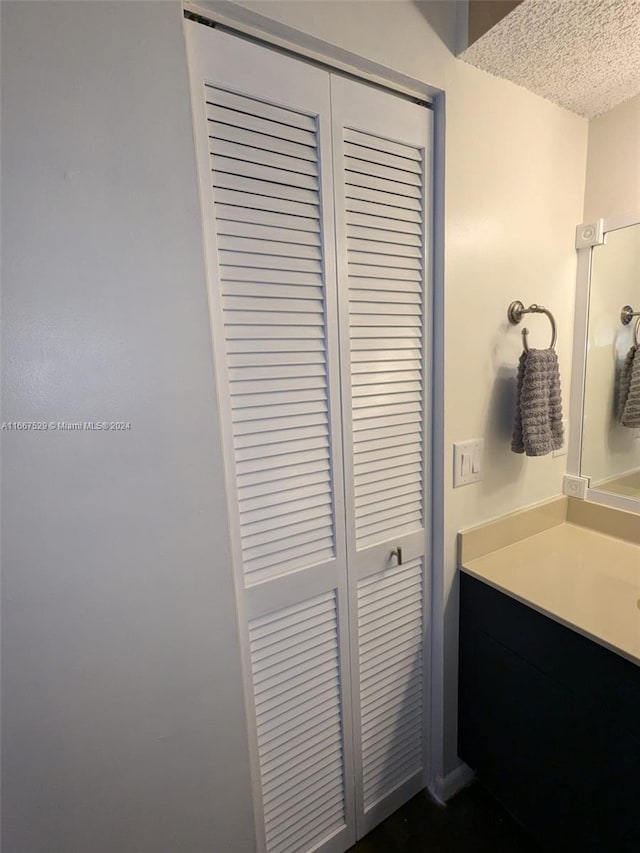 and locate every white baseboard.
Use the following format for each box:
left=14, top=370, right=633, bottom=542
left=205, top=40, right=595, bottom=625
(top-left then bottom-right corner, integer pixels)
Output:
left=430, top=762, right=475, bottom=803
